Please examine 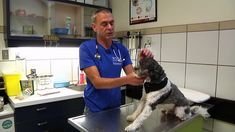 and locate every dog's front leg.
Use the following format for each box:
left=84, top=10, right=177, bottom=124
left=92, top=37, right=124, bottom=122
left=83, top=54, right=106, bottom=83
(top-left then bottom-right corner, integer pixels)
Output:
left=126, top=94, right=146, bottom=122
left=125, top=104, right=153, bottom=131
left=126, top=87, right=147, bottom=122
